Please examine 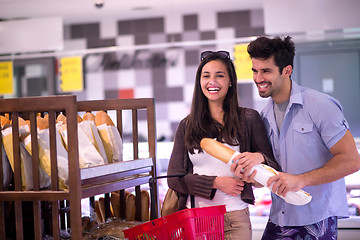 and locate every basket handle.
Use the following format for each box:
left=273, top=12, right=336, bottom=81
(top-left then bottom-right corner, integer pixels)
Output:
left=149, top=174, right=185, bottom=220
